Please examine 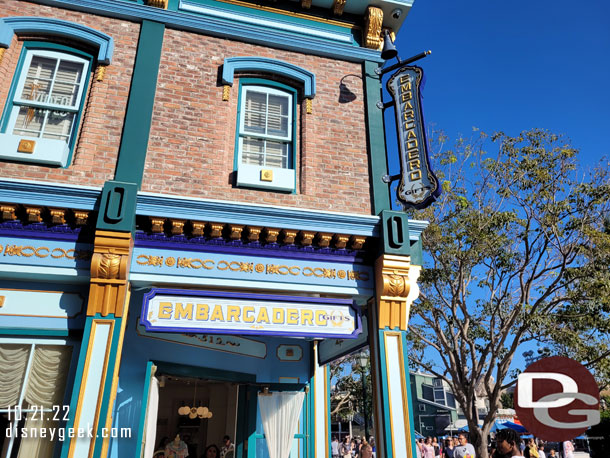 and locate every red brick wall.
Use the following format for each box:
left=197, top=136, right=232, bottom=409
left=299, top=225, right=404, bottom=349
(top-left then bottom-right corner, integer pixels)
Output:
left=0, top=1, right=139, bottom=187
left=142, top=29, right=372, bottom=215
